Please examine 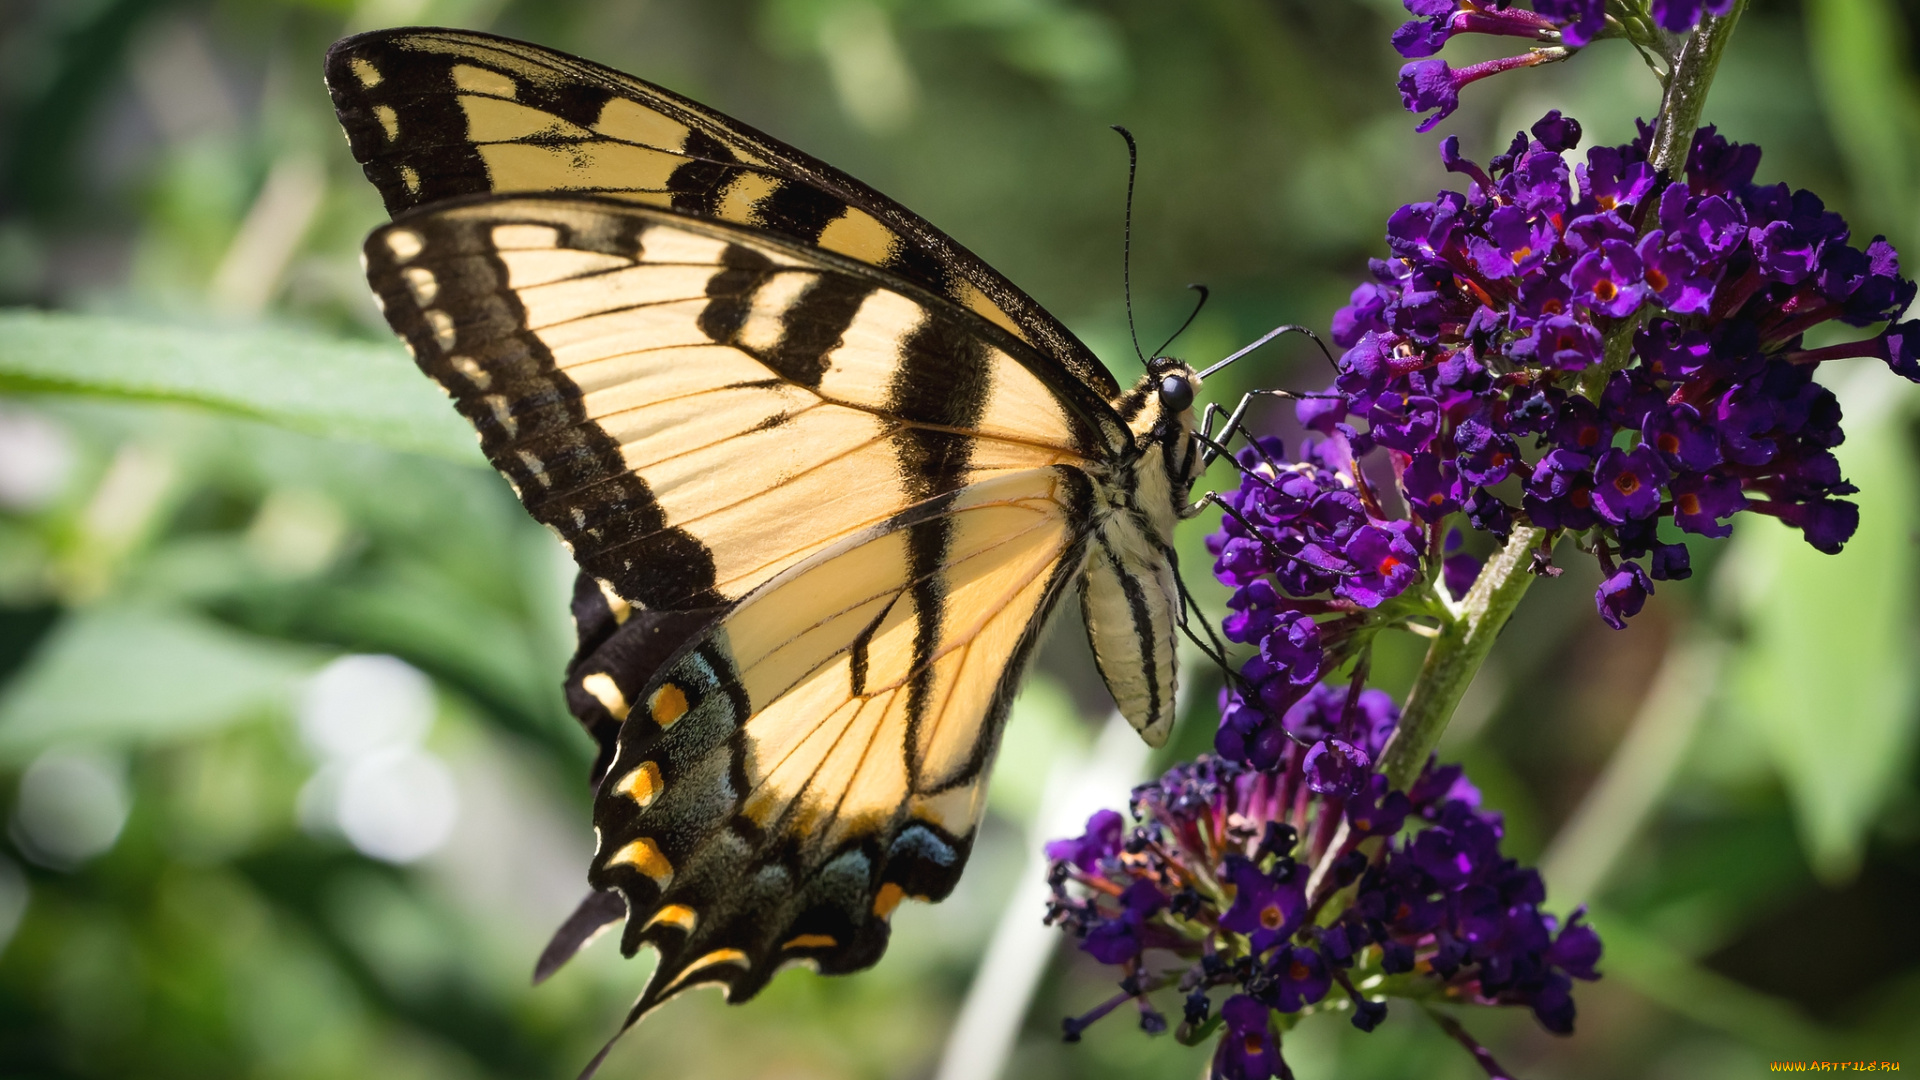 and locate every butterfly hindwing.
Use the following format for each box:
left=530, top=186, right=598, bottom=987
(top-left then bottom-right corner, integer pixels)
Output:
left=363, top=195, right=1121, bottom=617
left=586, top=465, right=1092, bottom=1020
left=326, top=26, right=1119, bottom=399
